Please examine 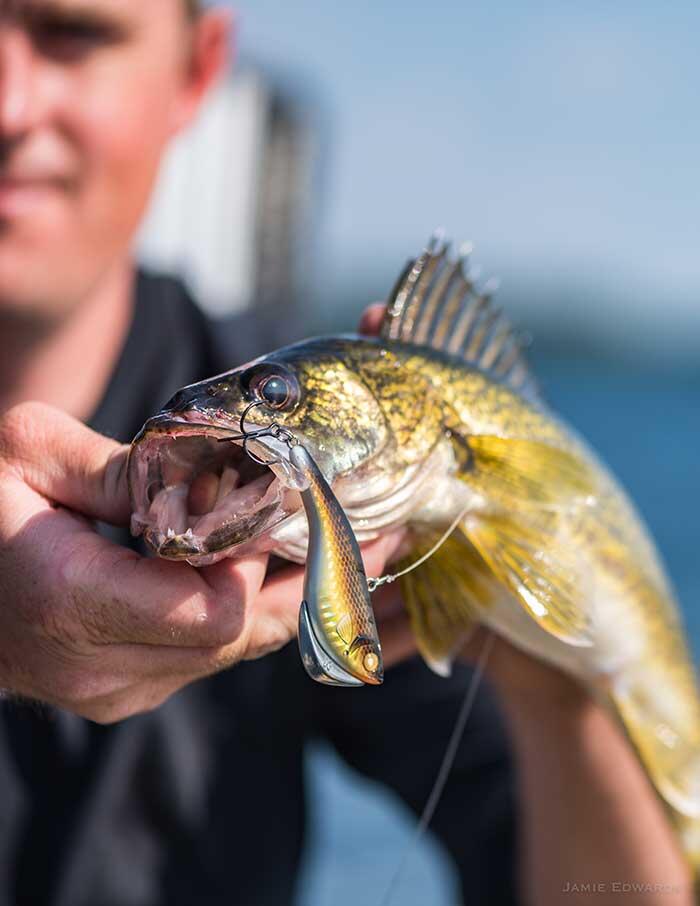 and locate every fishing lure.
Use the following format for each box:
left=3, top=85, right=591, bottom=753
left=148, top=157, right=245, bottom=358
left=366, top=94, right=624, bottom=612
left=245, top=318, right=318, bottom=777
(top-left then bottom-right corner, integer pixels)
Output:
left=217, top=402, right=384, bottom=687
left=291, top=442, right=383, bottom=687
left=227, top=405, right=471, bottom=688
